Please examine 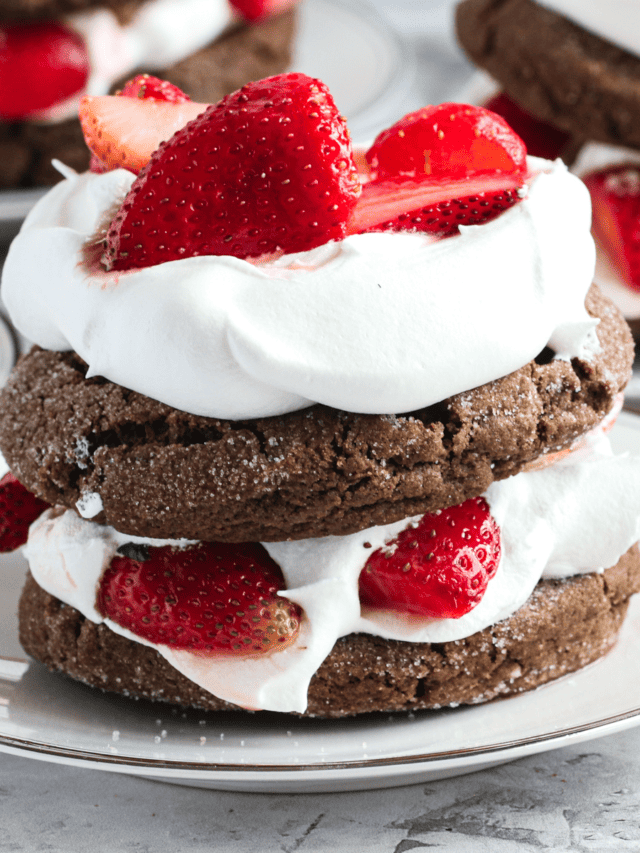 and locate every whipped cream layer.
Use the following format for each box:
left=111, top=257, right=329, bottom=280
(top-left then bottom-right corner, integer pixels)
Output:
left=537, top=1, right=640, bottom=58
left=24, top=434, right=640, bottom=714
left=2, top=157, right=598, bottom=419
left=33, top=0, right=233, bottom=123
